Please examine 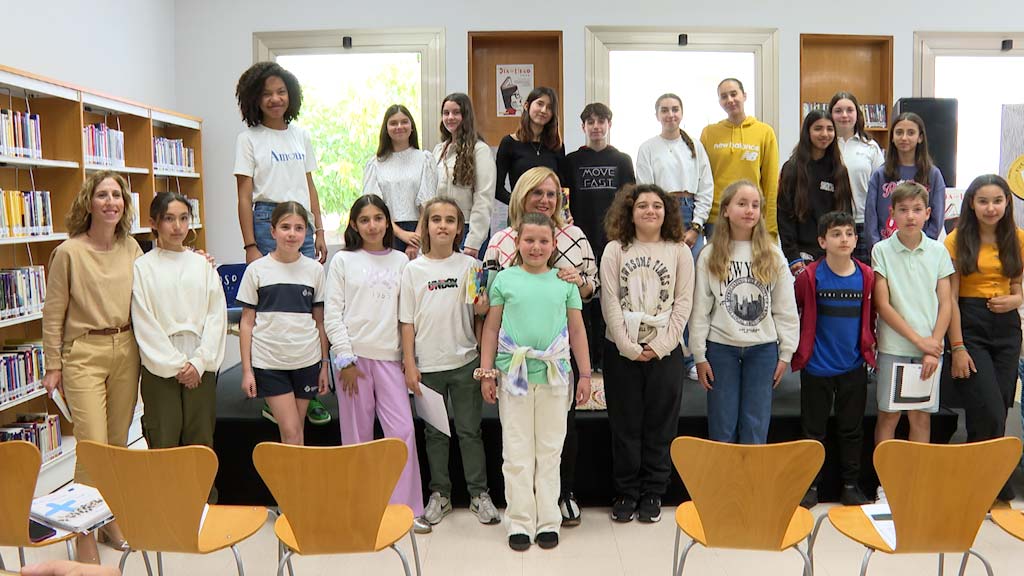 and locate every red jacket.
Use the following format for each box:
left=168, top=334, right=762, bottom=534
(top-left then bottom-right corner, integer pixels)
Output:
left=792, top=258, right=876, bottom=372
